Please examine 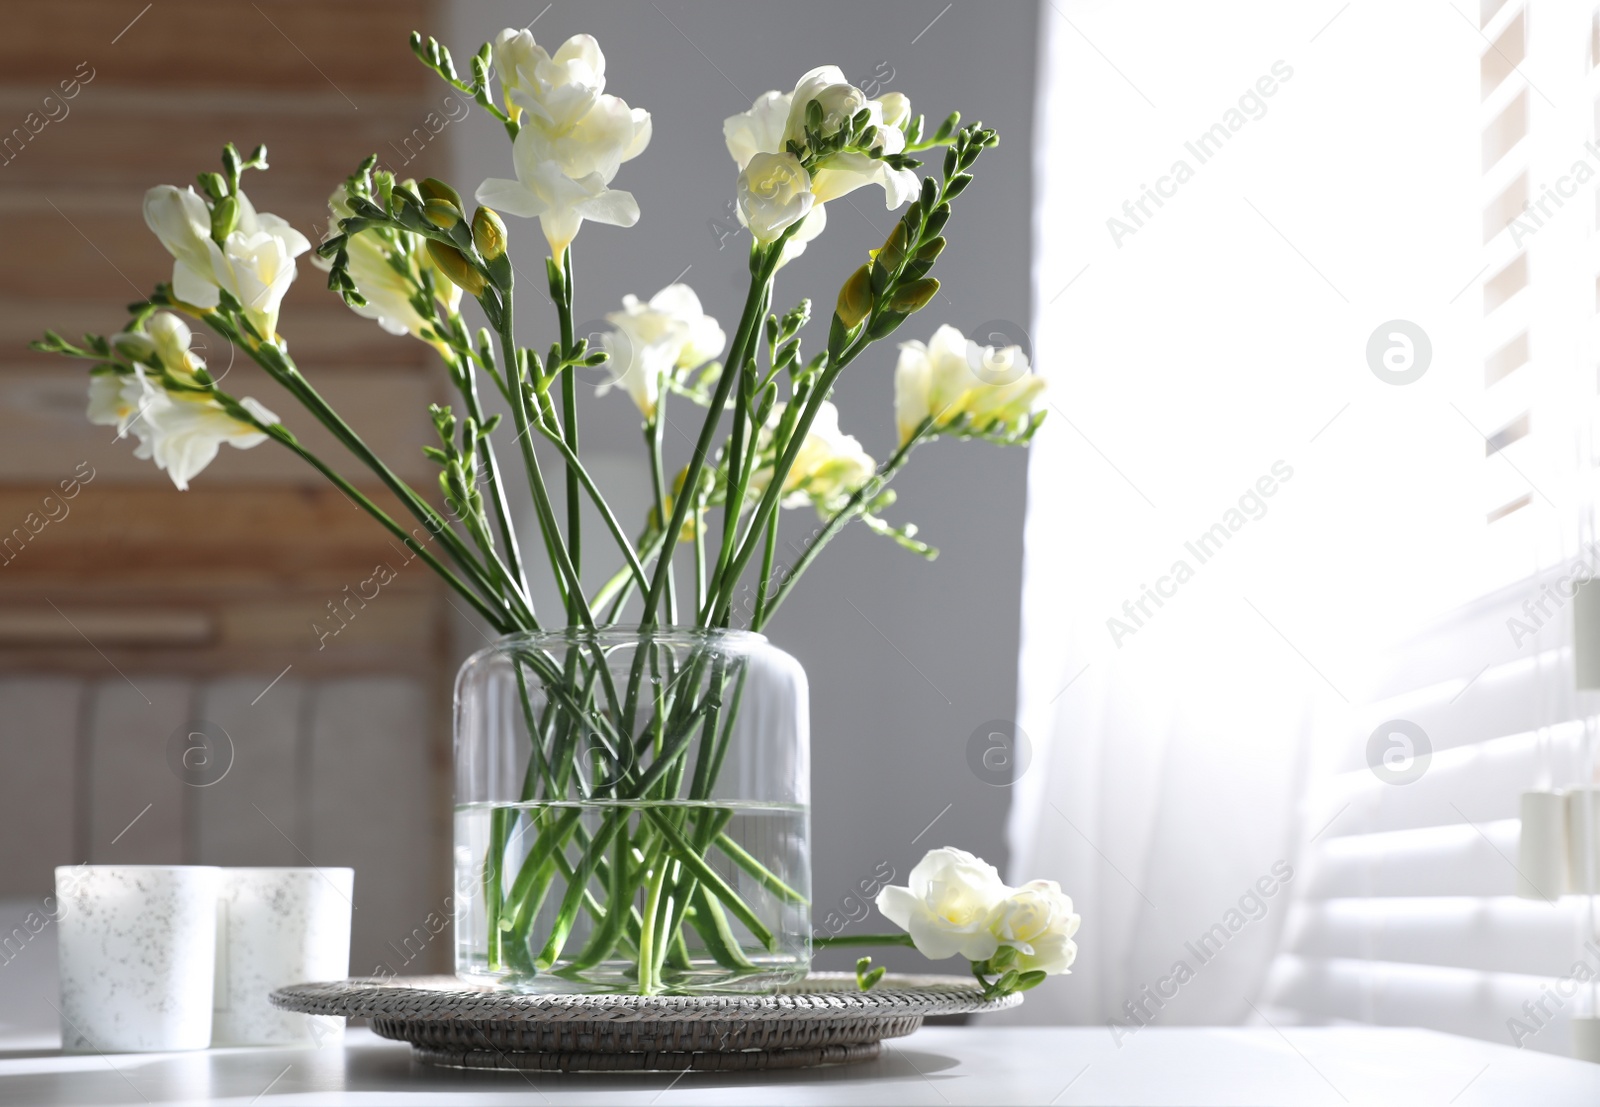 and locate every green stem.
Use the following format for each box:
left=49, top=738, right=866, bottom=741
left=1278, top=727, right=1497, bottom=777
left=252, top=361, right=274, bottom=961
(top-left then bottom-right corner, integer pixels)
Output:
left=647, top=407, right=678, bottom=624
left=535, top=420, right=648, bottom=597
left=813, top=933, right=917, bottom=949
left=260, top=425, right=512, bottom=632
left=754, top=426, right=926, bottom=632
left=557, top=248, right=581, bottom=621
left=449, top=336, right=533, bottom=610
left=641, top=244, right=780, bottom=628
